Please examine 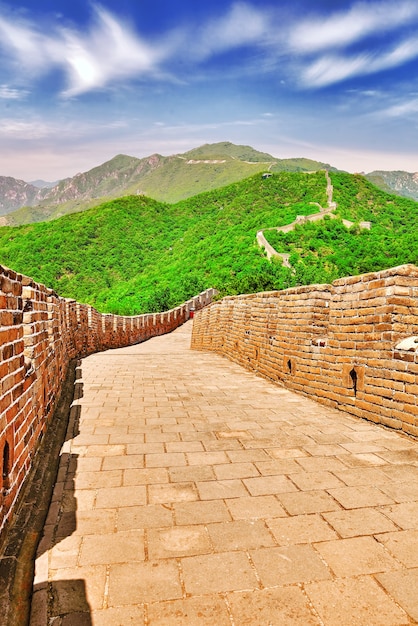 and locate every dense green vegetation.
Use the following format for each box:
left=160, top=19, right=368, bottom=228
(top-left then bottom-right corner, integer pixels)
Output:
left=0, top=171, right=327, bottom=314
left=1, top=169, right=417, bottom=315
left=264, top=172, right=418, bottom=285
